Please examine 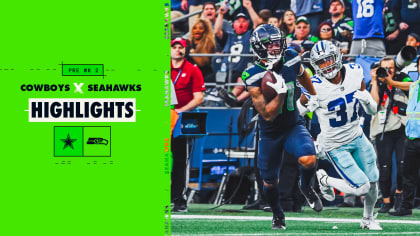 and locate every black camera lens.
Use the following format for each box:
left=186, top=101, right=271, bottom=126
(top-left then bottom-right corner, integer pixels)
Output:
left=376, top=67, right=388, bottom=78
